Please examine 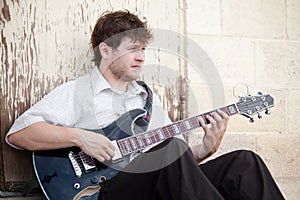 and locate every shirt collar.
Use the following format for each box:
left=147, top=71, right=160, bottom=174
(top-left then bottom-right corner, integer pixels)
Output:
left=127, top=80, right=148, bottom=98
left=90, top=67, right=148, bottom=98
left=90, top=67, right=111, bottom=96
